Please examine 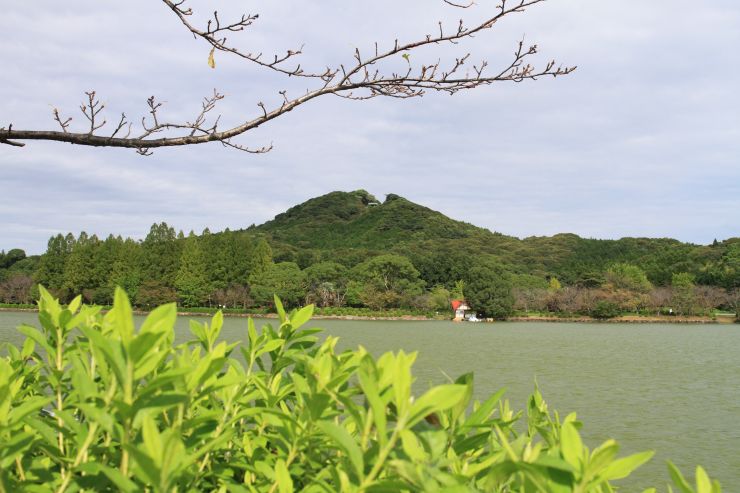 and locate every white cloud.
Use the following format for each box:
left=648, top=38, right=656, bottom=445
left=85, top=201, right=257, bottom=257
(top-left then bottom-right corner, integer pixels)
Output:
left=1, top=0, right=738, bottom=254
